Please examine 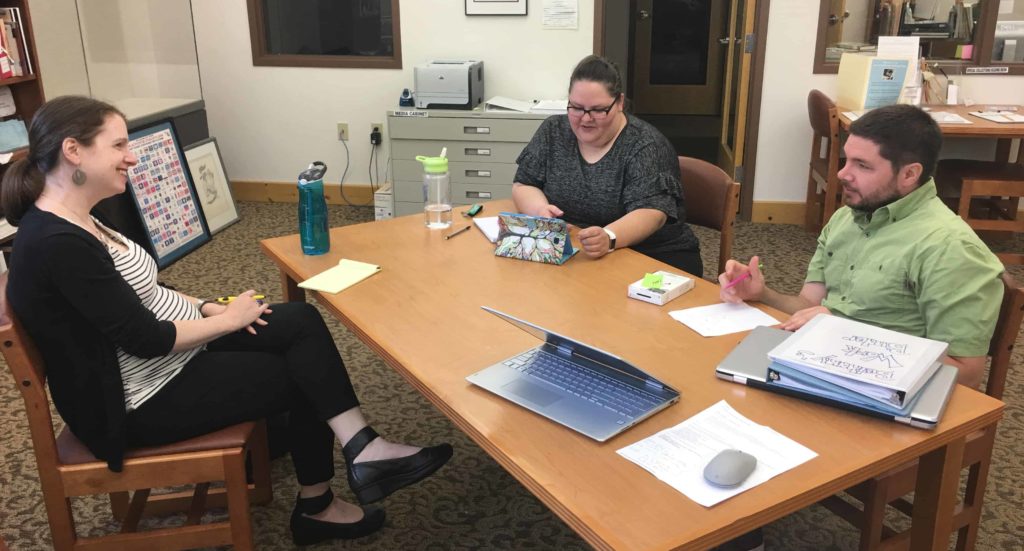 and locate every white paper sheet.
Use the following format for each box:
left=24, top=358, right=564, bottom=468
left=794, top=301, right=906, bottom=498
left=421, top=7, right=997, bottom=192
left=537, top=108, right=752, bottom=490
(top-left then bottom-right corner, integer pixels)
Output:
left=617, top=400, right=818, bottom=507
left=669, top=302, right=780, bottom=337
left=473, top=216, right=500, bottom=243
left=877, top=36, right=920, bottom=61
left=485, top=96, right=534, bottom=113
left=543, top=0, right=578, bottom=29
left=970, top=111, right=1024, bottom=123
left=929, top=111, right=972, bottom=124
